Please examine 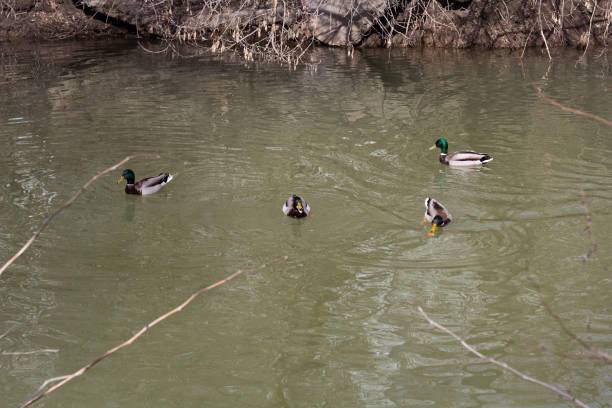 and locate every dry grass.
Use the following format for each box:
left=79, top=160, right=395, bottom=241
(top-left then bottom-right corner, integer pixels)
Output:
left=2, top=1, right=610, bottom=63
